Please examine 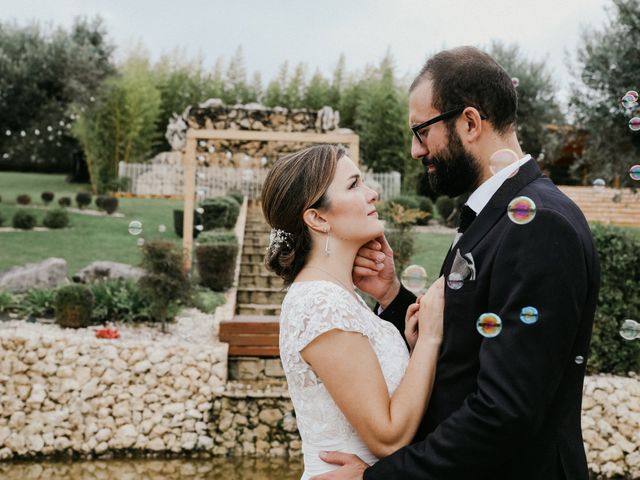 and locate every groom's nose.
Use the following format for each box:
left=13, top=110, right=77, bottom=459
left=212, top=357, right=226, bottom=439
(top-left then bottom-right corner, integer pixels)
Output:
left=411, top=135, right=429, bottom=160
